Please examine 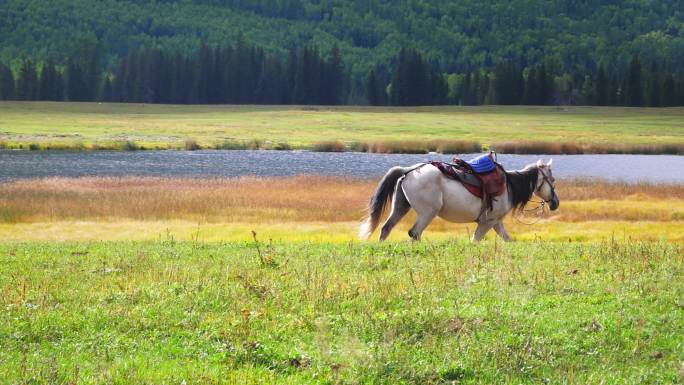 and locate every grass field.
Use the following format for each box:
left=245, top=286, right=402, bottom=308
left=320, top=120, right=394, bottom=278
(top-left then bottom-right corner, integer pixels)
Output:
left=1, top=240, right=683, bottom=384
left=1, top=102, right=684, bottom=153
left=2, top=176, right=683, bottom=383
